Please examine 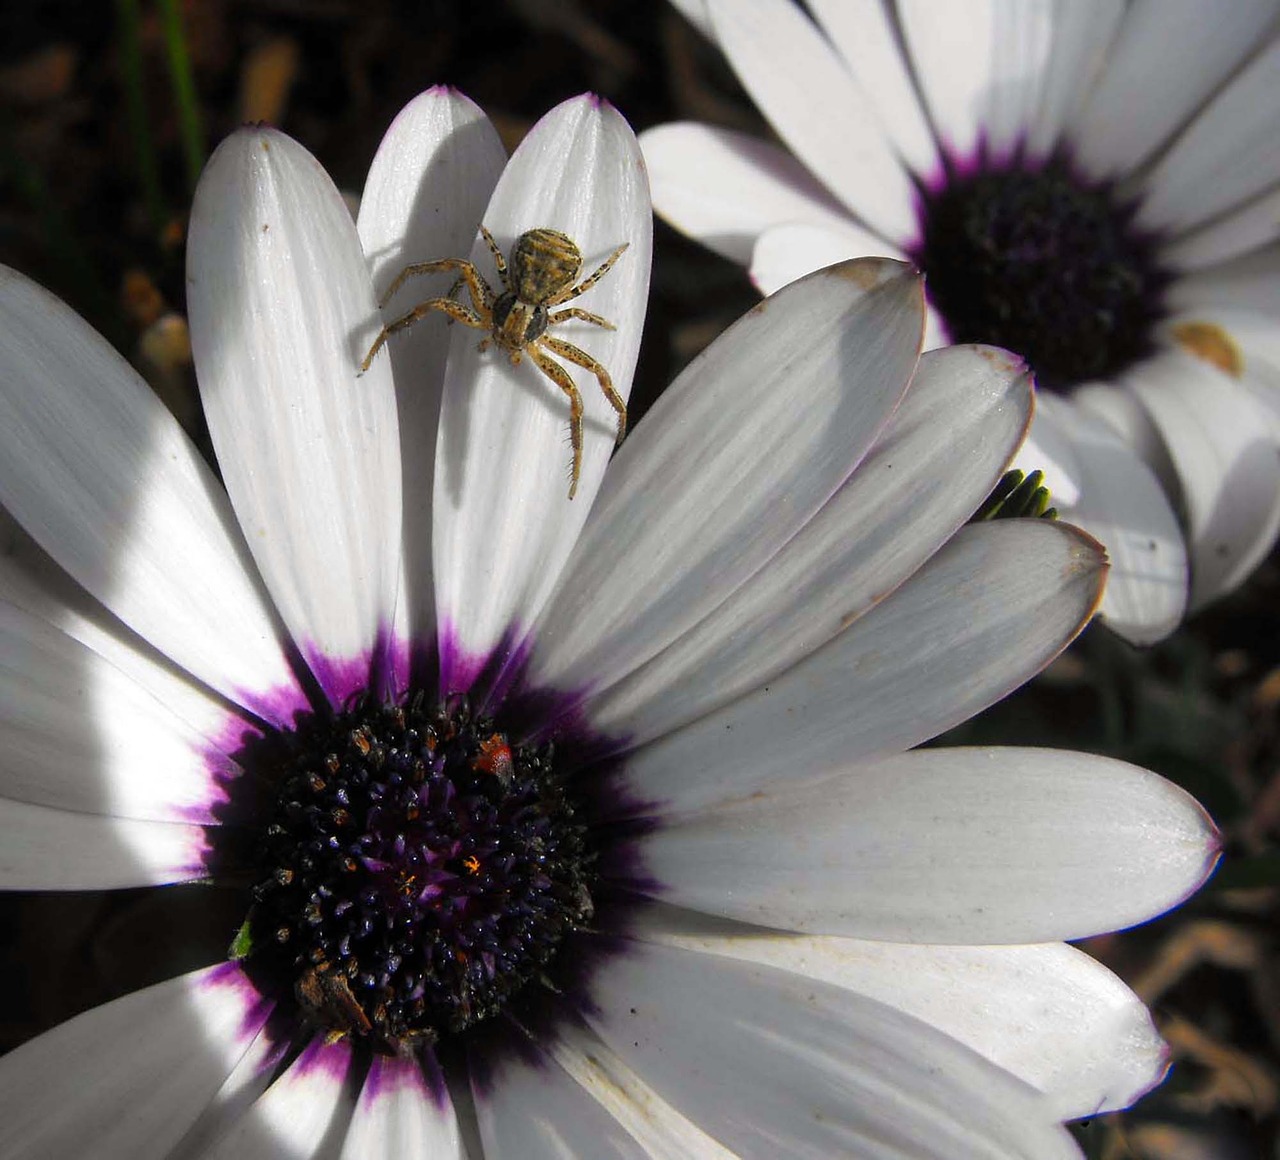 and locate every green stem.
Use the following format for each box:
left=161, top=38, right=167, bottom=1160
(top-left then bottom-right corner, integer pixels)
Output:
left=116, top=0, right=167, bottom=236
left=157, top=0, right=205, bottom=194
